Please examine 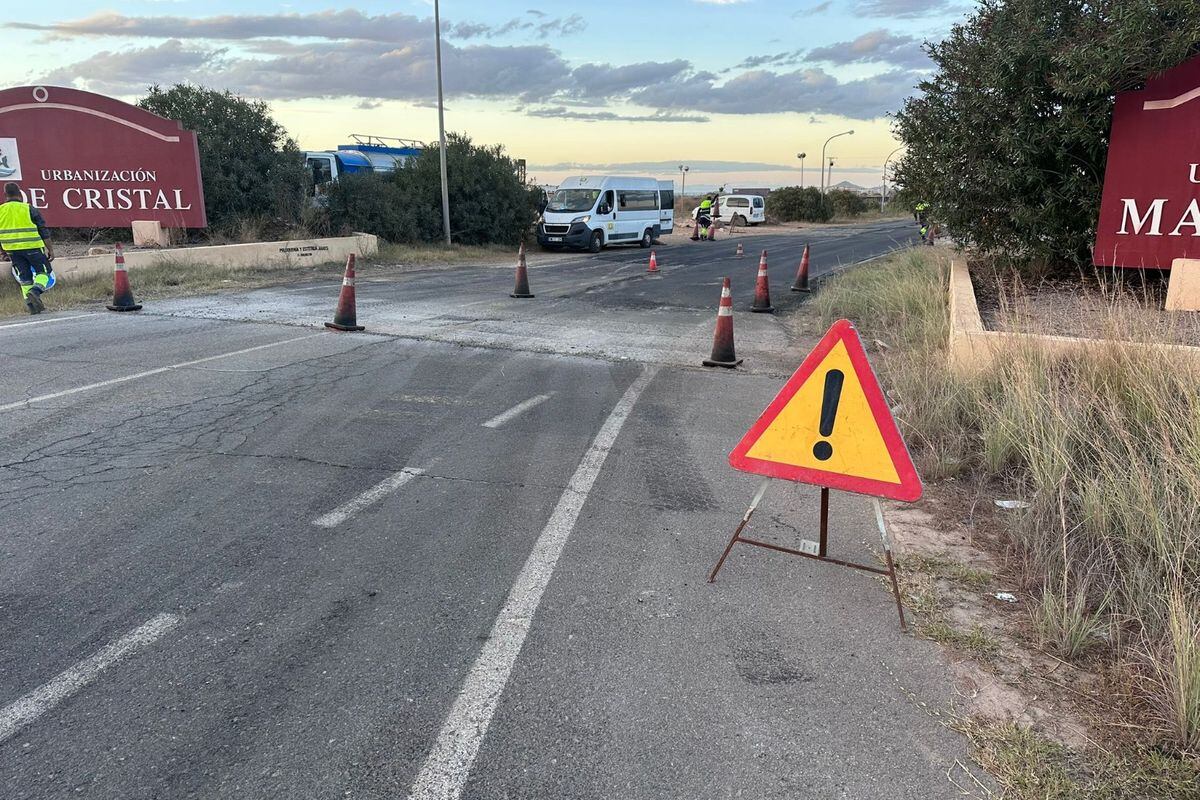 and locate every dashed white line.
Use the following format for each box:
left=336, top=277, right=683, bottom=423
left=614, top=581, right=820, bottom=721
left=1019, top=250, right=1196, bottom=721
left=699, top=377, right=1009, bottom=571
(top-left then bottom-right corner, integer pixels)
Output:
left=480, top=393, right=553, bottom=429
left=312, top=467, right=425, bottom=528
left=0, top=333, right=323, bottom=413
left=406, top=366, right=658, bottom=800
left=0, top=313, right=98, bottom=332
left=0, top=613, right=183, bottom=745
